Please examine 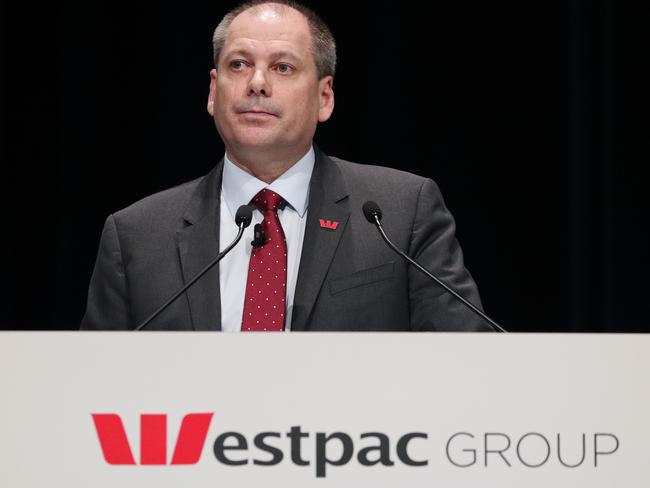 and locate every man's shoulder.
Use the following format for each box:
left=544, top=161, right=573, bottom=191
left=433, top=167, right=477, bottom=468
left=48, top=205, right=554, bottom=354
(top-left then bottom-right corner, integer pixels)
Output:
left=326, top=155, right=433, bottom=198
left=113, top=177, right=203, bottom=222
